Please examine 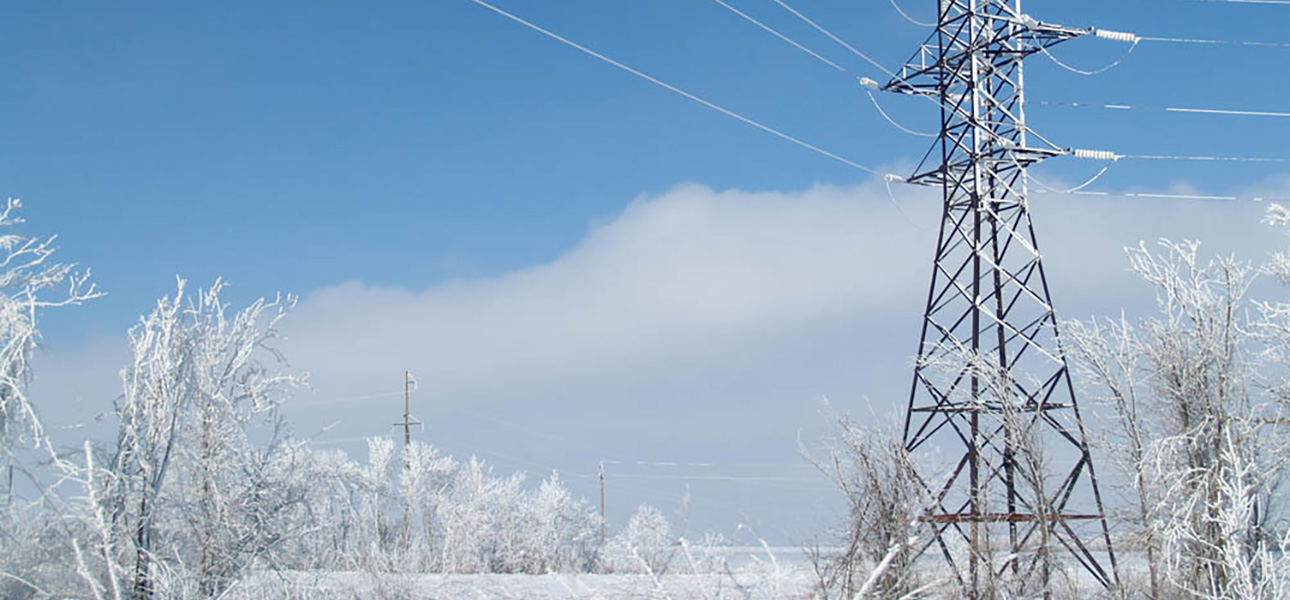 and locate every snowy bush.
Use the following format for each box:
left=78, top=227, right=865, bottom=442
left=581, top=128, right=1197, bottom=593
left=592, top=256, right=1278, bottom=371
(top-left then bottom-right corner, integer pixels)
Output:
left=603, top=504, right=675, bottom=575
left=23, top=278, right=309, bottom=600
left=267, top=440, right=600, bottom=576
left=804, top=408, right=924, bottom=600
